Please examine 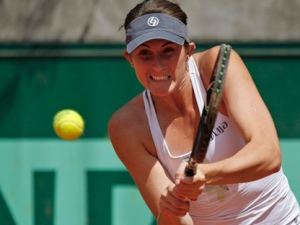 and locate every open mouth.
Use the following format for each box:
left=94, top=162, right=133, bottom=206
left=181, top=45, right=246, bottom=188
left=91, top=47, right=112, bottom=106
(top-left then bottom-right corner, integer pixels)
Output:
left=150, top=75, right=170, bottom=81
